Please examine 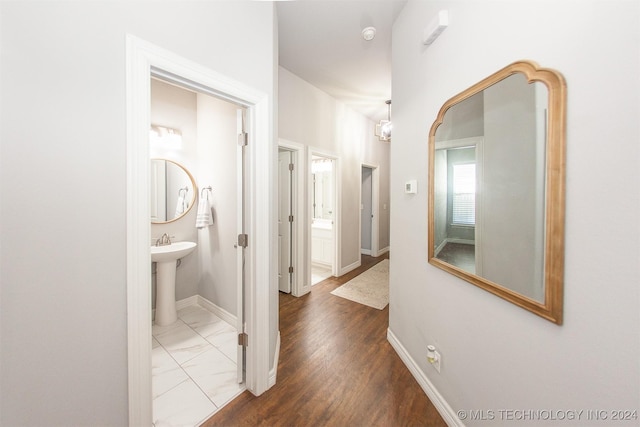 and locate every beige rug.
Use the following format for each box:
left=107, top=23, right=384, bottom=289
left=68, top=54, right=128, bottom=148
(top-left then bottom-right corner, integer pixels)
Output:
left=331, top=259, right=389, bottom=310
